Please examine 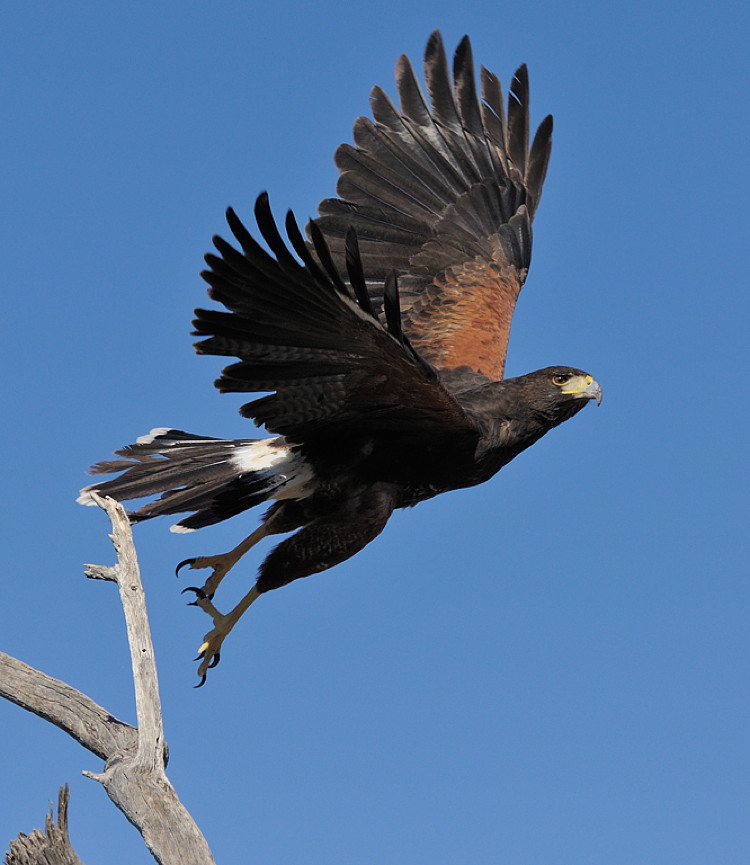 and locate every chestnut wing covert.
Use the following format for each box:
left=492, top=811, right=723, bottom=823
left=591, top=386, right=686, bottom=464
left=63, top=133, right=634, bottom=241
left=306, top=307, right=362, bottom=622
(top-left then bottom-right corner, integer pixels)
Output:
left=314, top=31, right=553, bottom=387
